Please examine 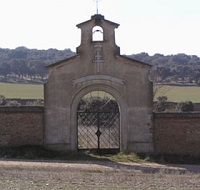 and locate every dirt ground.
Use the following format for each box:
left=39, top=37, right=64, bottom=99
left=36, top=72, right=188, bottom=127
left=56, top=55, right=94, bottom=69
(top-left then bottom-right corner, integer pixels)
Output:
left=0, top=160, right=200, bottom=190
